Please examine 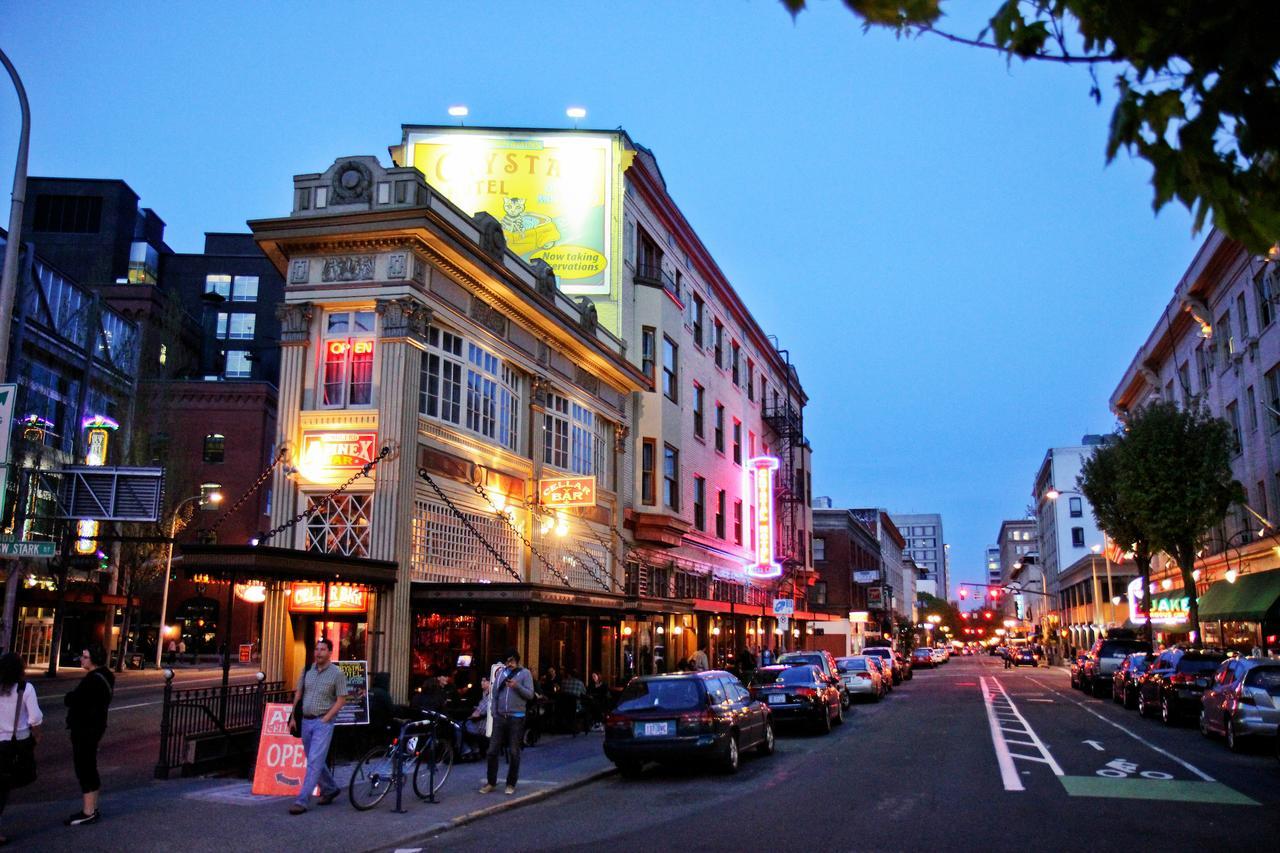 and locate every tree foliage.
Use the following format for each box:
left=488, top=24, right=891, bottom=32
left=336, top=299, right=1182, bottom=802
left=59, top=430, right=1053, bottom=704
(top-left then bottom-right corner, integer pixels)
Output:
left=783, top=1, right=1280, bottom=253
left=916, top=591, right=961, bottom=638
